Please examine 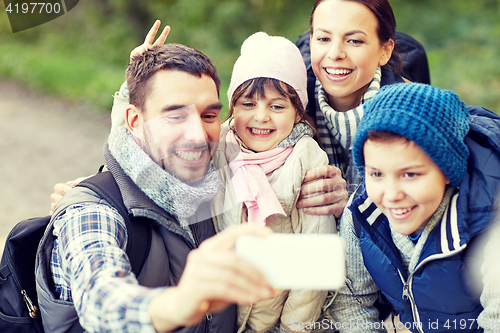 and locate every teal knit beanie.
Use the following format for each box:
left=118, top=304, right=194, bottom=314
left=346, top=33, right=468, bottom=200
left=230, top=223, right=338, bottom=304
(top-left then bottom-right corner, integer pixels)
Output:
left=353, top=83, right=470, bottom=187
